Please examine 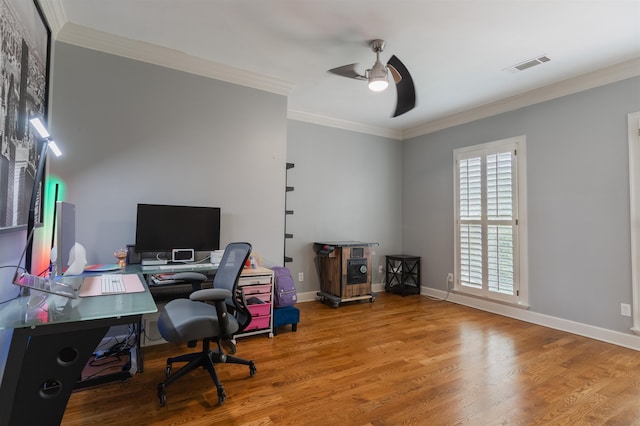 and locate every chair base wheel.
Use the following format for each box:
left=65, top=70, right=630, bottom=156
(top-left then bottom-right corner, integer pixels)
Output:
left=157, top=384, right=167, bottom=406
left=249, top=361, right=257, bottom=377
left=217, top=387, right=226, bottom=405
